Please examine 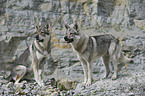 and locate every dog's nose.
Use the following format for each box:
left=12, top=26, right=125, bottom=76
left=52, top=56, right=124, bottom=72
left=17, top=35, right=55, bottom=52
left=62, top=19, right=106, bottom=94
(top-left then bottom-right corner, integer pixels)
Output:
left=39, top=39, right=44, bottom=42
left=35, top=35, right=39, bottom=40
left=64, top=36, right=68, bottom=41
